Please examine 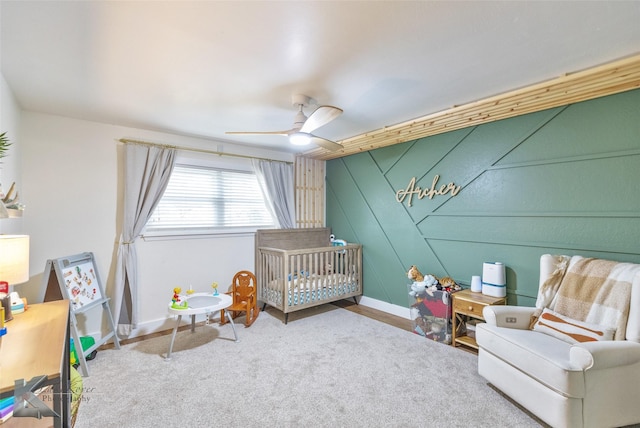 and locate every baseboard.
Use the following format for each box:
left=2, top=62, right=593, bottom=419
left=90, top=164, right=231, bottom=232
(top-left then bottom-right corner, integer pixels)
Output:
left=88, top=313, right=211, bottom=342
left=358, top=296, right=411, bottom=320
left=120, top=316, right=189, bottom=340
left=88, top=297, right=411, bottom=341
